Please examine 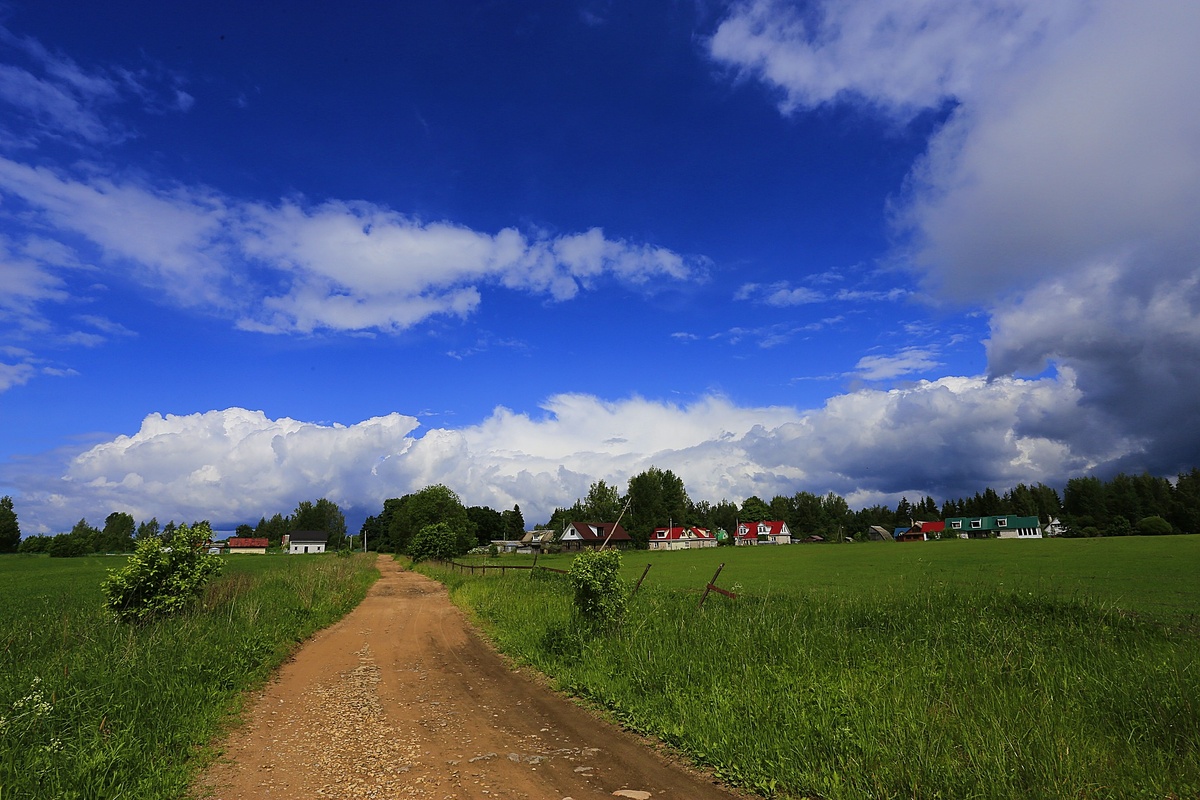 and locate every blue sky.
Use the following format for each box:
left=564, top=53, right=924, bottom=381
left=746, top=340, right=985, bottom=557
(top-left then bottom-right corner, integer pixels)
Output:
left=2, top=1, right=1198, bottom=535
